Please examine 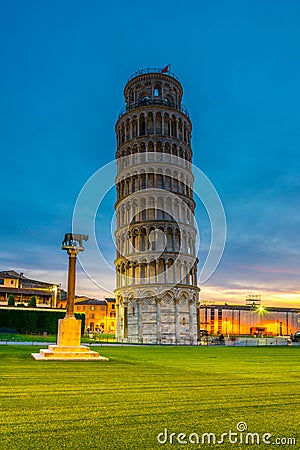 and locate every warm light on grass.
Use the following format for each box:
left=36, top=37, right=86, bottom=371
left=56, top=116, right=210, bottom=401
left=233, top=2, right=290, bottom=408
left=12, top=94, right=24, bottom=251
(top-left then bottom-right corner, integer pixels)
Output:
left=0, top=345, right=298, bottom=449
